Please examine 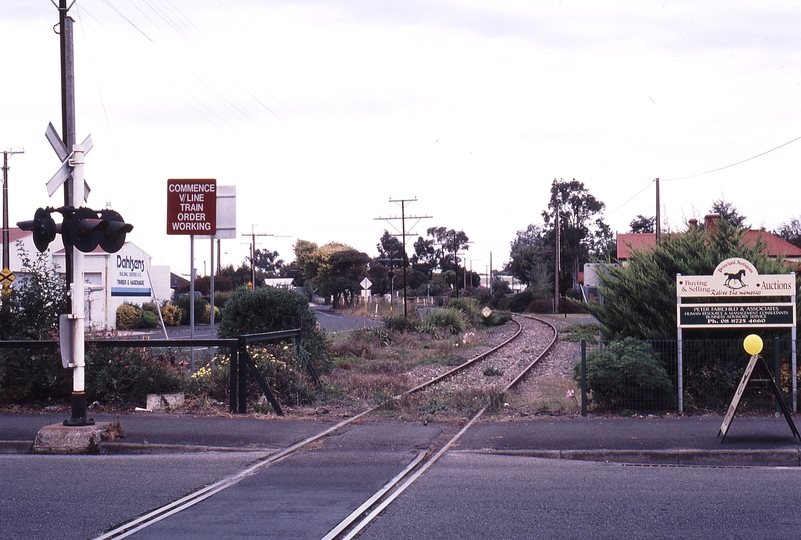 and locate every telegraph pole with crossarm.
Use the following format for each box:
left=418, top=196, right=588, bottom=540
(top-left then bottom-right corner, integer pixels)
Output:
left=374, top=198, right=431, bottom=317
